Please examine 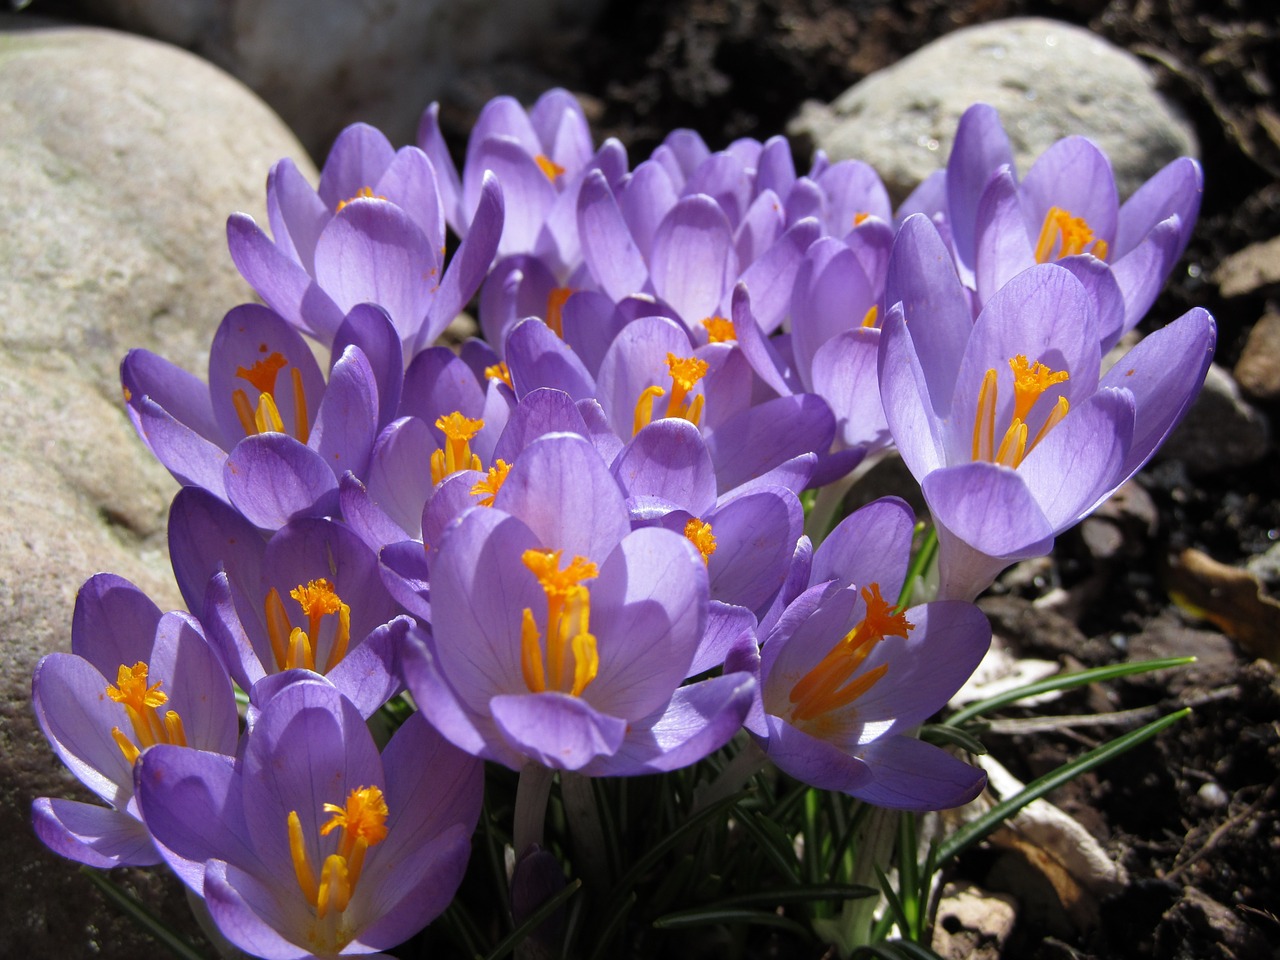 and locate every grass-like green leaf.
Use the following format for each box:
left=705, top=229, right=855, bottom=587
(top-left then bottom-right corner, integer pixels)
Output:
left=945, top=657, right=1194, bottom=728
left=936, top=707, right=1191, bottom=865
left=482, top=878, right=583, bottom=960
left=652, top=906, right=812, bottom=938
